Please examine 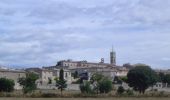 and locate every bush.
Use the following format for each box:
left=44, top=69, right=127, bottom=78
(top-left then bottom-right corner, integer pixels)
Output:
left=117, top=86, right=125, bottom=95
left=98, top=78, right=113, bottom=93
left=0, top=78, right=15, bottom=92
left=79, top=81, right=92, bottom=94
